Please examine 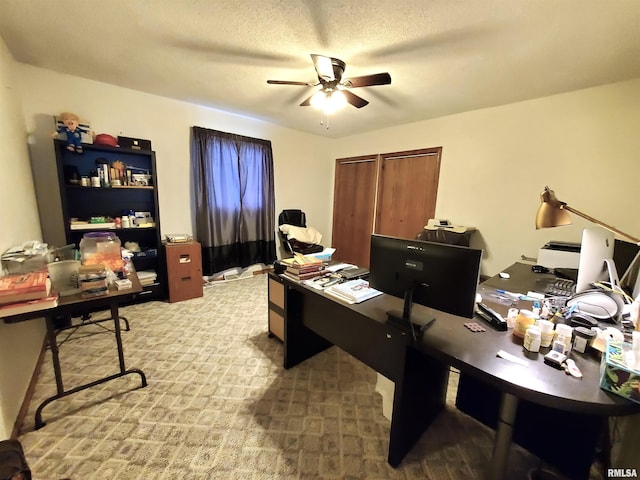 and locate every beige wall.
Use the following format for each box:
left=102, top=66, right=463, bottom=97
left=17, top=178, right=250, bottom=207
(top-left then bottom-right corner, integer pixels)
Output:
left=0, top=38, right=47, bottom=440
left=16, top=64, right=334, bottom=248
left=331, top=79, right=640, bottom=276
